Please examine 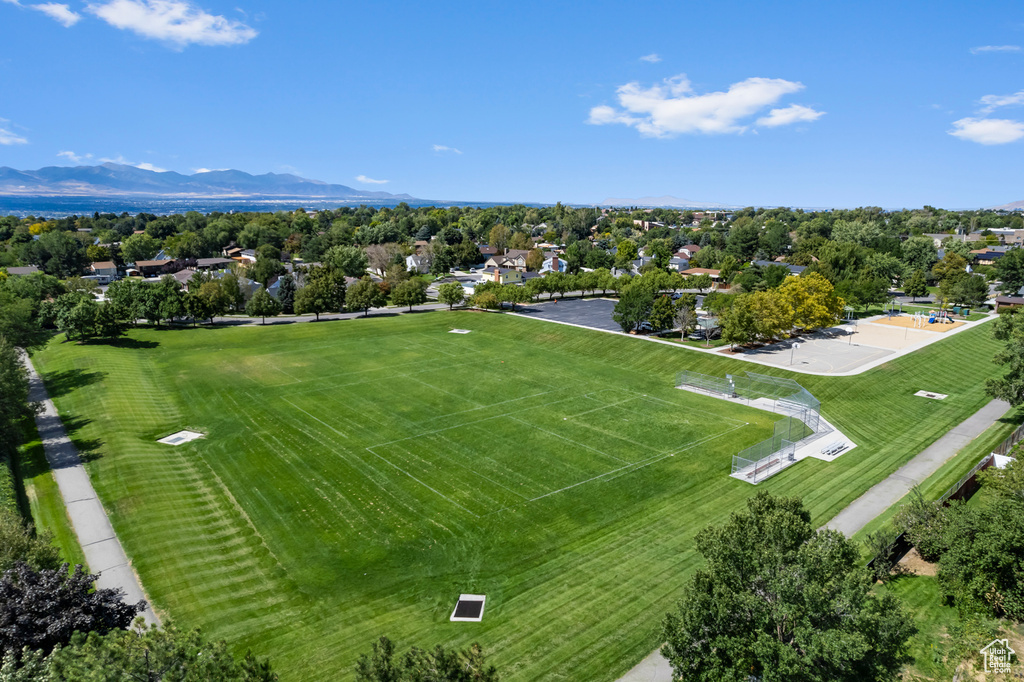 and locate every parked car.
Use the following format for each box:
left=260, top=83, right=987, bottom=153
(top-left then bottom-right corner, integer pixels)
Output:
left=688, top=327, right=721, bottom=340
